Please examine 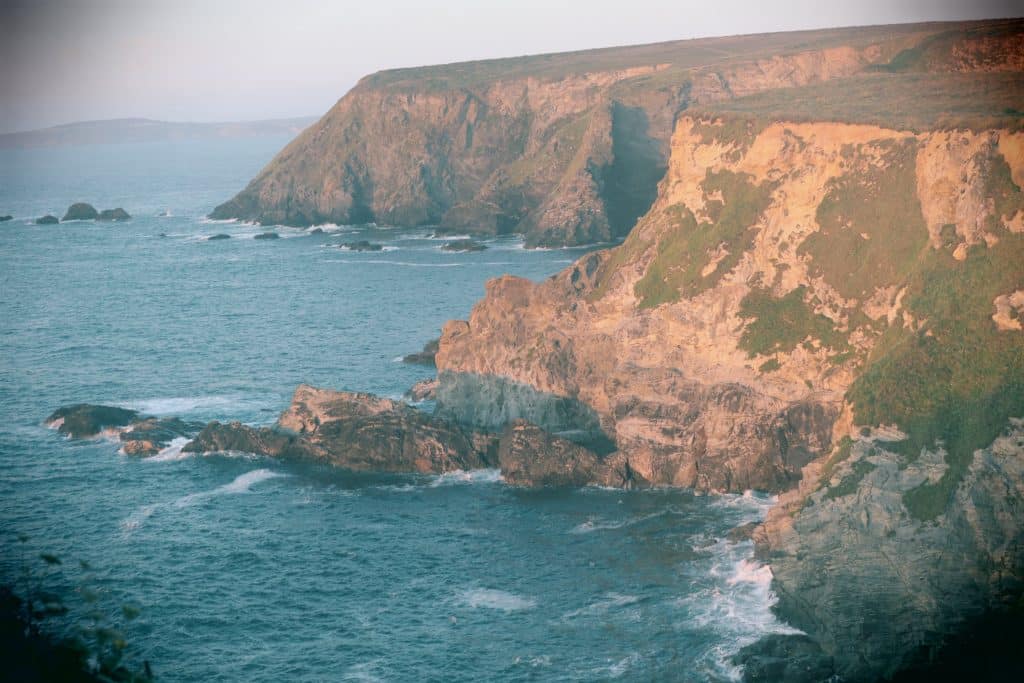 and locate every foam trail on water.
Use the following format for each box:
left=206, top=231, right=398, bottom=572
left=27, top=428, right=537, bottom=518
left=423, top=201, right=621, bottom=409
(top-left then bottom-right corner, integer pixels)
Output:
left=174, top=468, right=285, bottom=507
left=145, top=437, right=192, bottom=462
left=429, top=469, right=503, bottom=487
left=460, top=588, right=536, bottom=611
